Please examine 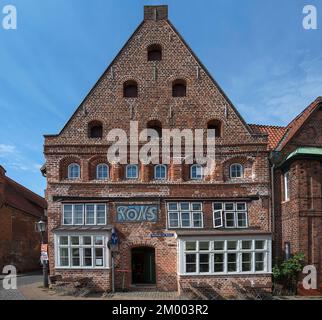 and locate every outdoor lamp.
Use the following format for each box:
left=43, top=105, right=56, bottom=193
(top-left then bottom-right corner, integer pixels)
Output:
left=36, top=220, right=46, bottom=233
